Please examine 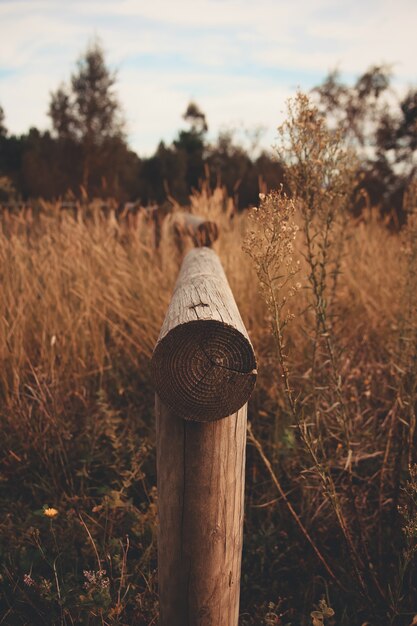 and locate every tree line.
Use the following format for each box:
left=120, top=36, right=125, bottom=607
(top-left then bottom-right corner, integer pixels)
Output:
left=0, top=42, right=416, bottom=217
